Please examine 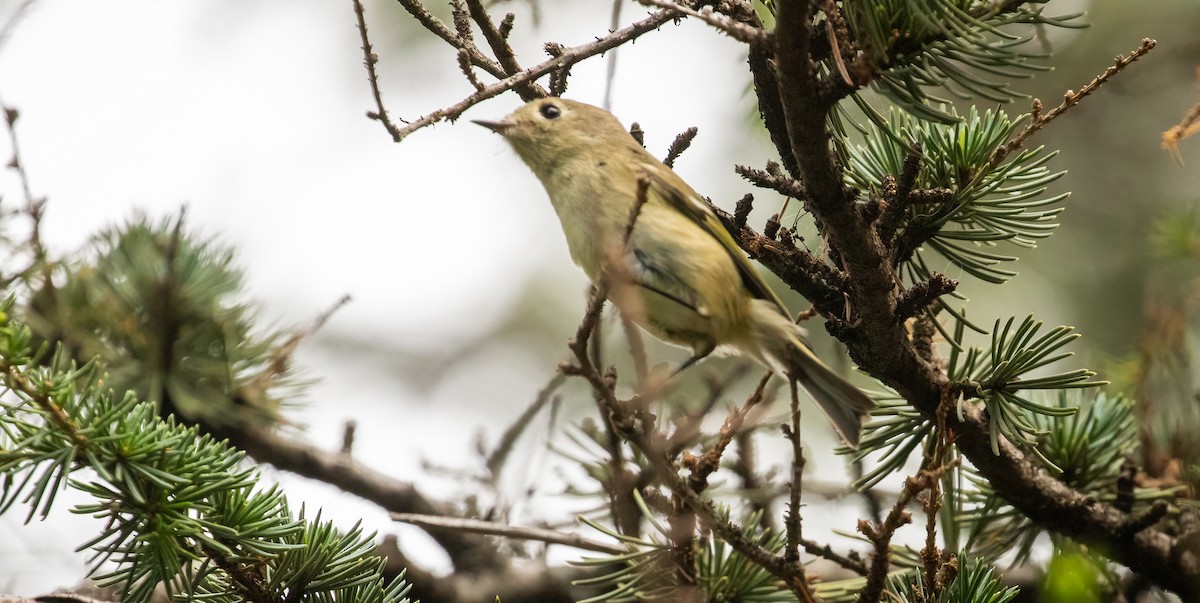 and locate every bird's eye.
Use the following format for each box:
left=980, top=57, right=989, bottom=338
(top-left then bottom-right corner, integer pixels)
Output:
left=539, top=103, right=562, bottom=119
